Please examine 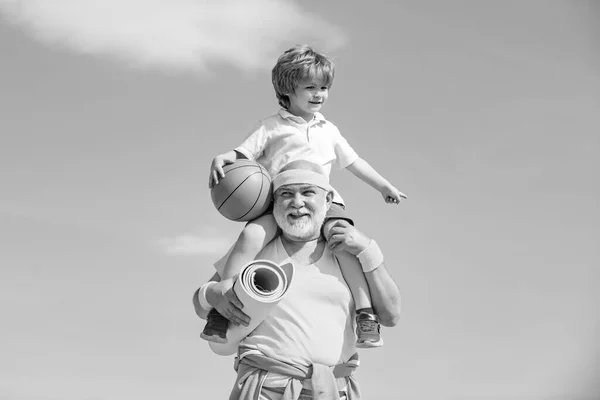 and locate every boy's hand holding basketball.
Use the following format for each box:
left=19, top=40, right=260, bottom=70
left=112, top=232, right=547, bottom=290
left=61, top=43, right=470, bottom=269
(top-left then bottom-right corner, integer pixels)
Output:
left=381, top=184, right=407, bottom=204
left=209, top=151, right=237, bottom=188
